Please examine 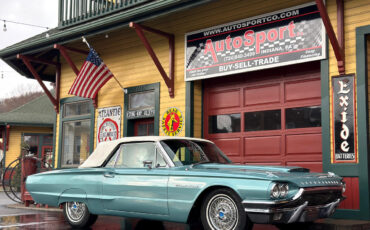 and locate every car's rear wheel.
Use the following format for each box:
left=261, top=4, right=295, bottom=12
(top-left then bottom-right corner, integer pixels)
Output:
left=63, top=201, right=98, bottom=228
left=200, top=188, right=253, bottom=230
